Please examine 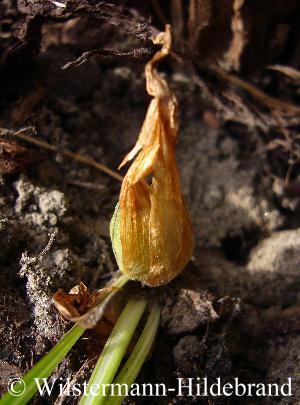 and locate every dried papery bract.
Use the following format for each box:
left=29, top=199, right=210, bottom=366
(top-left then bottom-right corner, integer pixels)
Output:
left=110, top=25, right=195, bottom=287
